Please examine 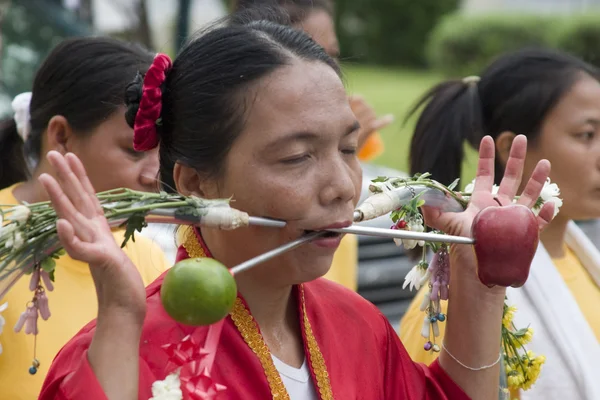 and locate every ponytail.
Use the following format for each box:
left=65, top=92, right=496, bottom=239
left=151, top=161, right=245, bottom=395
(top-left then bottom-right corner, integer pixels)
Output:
left=408, top=78, right=483, bottom=188
left=0, top=118, right=28, bottom=190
